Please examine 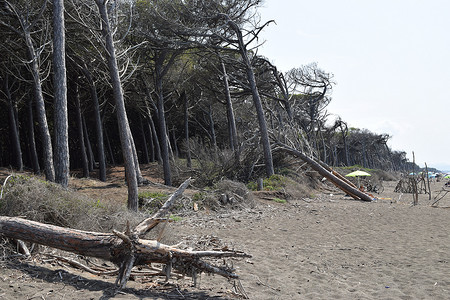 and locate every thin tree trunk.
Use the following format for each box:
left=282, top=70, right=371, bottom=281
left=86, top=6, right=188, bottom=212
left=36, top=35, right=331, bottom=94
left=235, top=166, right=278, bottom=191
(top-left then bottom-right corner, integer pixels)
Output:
left=182, top=92, right=191, bottom=168
left=171, top=126, right=179, bottom=159
left=147, top=107, right=161, bottom=163
left=82, top=115, right=94, bottom=172
left=104, top=128, right=116, bottom=166
left=27, top=96, right=40, bottom=174
left=3, top=75, right=23, bottom=171
left=96, top=0, right=138, bottom=210
left=139, top=115, right=150, bottom=164
left=220, top=60, right=239, bottom=155
left=207, top=105, right=218, bottom=154
left=74, top=83, right=89, bottom=178
left=81, top=63, right=106, bottom=181
left=53, top=0, right=69, bottom=187
left=128, top=127, right=145, bottom=185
